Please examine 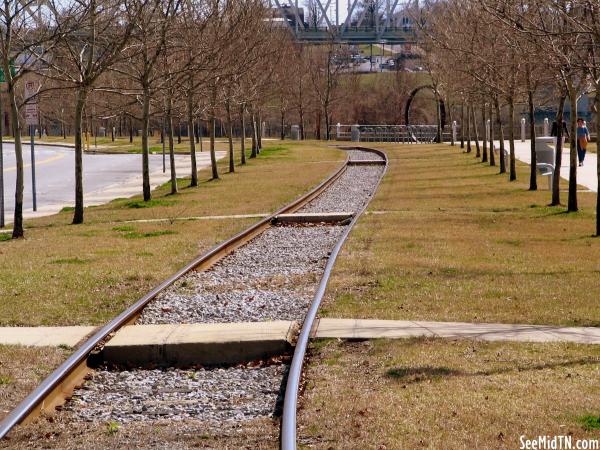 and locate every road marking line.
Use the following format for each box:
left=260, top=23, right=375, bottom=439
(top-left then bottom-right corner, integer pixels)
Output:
left=3, top=152, right=66, bottom=173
